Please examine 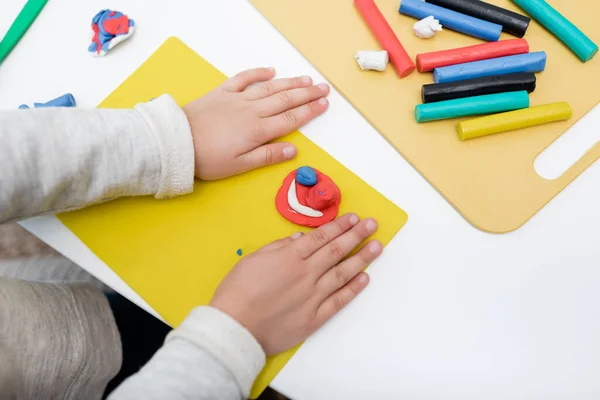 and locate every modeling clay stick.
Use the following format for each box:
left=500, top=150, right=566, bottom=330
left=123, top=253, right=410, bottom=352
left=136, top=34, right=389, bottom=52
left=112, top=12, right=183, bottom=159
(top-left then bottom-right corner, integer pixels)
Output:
left=425, top=0, right=530, bottom=37
left=355, top=0, right=415, bottom=78
left=399, top=0, right=502, bottom=41
left=19, top=93, right=77, bottom=109
left=416, top=39, right=529, bottom=72
left=0, top=0, right=49, bottom=64
left=415, top=91, right=529, bottom=123
left=457, top=102, right=572, bottom=140
left=434, top=51, right=546, bottom=83
left=512, top=0, right=598, bottom=62
left=422, top=73, right=536, bottom=103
